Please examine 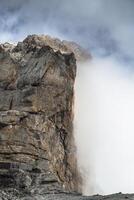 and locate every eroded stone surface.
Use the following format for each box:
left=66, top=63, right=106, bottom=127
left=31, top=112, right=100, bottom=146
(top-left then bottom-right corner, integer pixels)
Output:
left=0, top=35, right=81, bottom=194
